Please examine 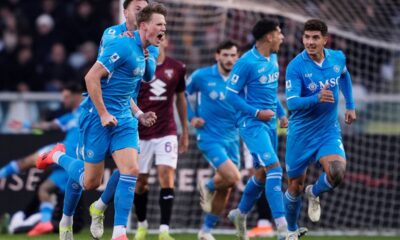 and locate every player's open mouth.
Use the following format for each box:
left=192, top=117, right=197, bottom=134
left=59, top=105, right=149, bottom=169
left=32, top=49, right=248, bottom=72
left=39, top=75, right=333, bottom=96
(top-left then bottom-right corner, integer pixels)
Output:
left=157, top=33, right=165, bottom=40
